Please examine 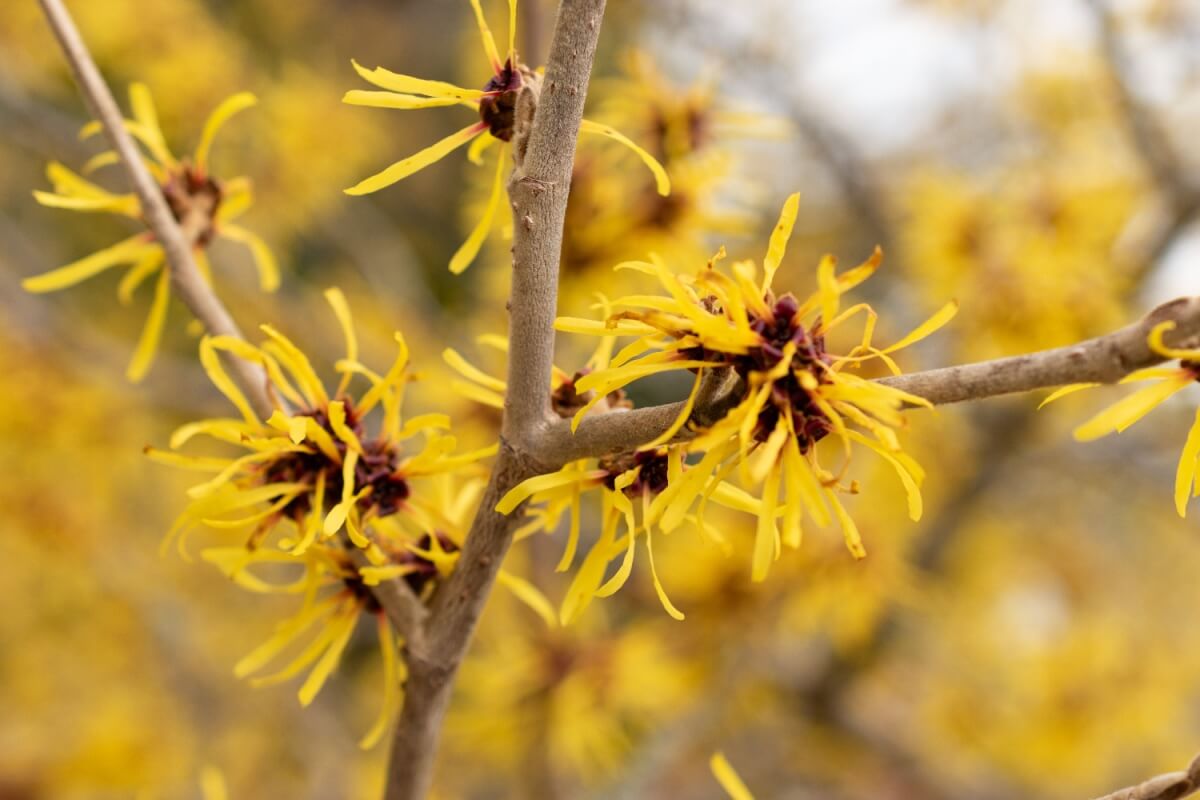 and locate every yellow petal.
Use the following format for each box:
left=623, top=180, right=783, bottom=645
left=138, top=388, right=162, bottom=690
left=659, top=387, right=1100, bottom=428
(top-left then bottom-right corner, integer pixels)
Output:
left=342, top=89, right=462, bottom=110
left=507, top=0, right=518, bottom=56
left=125, top=268, right=172, bottom=382
left=467, top=131, right=499, bottom=165
left=81, top=150, right=121, bottom=175
left=345, top=123, right=486, bottom=195
left=33, top=190, right=138, bottom=214
left=828, top=491, right=865, bottom=559
left=444, top=347, right=506, bottom=391
left=762, top=192, right=800, bottom=292
left=469, top=0, right=504, bottom=72
left=117, top=248, right=165, bottom=305
left=595, top=531, right=636, bottom=597
left=1175, top=408, right=1200, bottom=518
left=751, top=466, right=781, bottom=582
left=497, top=570, right=557, bottom=627
left=234, top=596, right=340, bottom=678
left=881, top=300, right=958, bottom=354
left=1074, top=374, right=1193, bottom=441
left=1038, top=383, right=1100, bottom=409
left=496, top=468, right=604, bottom=514
left=129, top=82, right=175, bottom=165
left=579, top=119, right=670, bottom=196
left=195, top=92, right=257, bottom=172
left=449, top=151, right=507, bottom=274
left=23, top=234, right=153, bottom=293
left=359, top=616, right=400, bottom=749
left=328, top=400, right=365, bottom=454
left=644, top=529, right=685, bottom=620
left=298, top=607, right=359, bottom=706
left=1148, top=321, right=1200, bottom=361
left=351, top=59, right=485, bottom=100
left=711, top=752, right=754, bottom=800
left=324, top=287, right=358, bottom=365
left=219, top=223, right=279, bottom=292
left=639, top=368, right=704, bottom=450
left=215, top=177, right=254, bottom=223
left=199, top=335, right=259, bottom=425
